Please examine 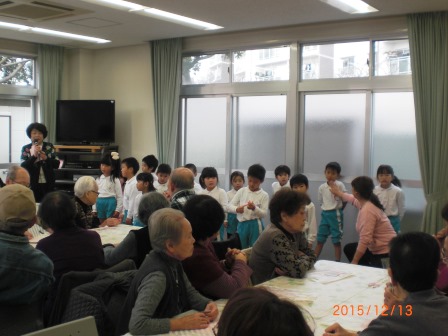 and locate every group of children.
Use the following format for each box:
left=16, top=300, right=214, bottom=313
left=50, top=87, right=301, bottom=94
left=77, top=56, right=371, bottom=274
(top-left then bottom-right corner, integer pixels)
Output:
left=92, top=150, right=406, bottom=253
